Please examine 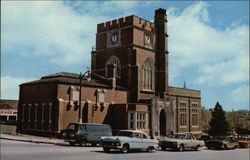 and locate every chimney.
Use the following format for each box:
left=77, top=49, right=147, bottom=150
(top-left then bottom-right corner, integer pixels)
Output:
left=106, top=64, right=116, bottom=89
